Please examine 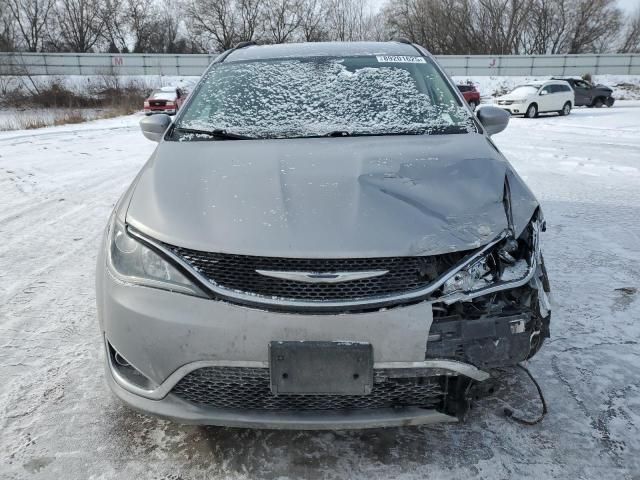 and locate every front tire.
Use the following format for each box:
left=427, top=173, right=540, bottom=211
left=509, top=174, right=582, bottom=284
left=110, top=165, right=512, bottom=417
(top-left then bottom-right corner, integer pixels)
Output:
left=525, top=103, right=538, bottom=118
left=593, top=97, right=604, bottom=108
left=468, top=100, right=477, bottom=110
left=559, top=101, right=571, bottom=116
